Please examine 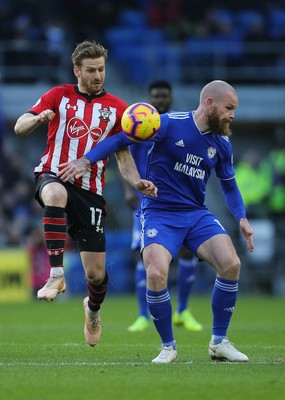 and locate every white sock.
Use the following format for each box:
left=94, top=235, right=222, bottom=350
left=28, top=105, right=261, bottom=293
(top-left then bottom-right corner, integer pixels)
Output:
left=50, top=267, right=64, bottom=277
left=88, top=308, right=99, bottom=318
